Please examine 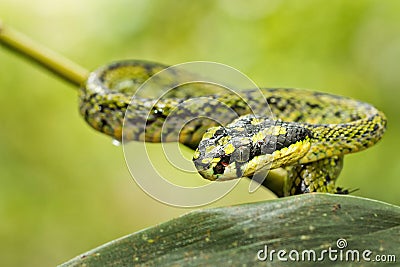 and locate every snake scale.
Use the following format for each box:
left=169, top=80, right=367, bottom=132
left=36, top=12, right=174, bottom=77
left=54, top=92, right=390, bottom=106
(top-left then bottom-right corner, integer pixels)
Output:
left=79, top=60, right=387, bottom=196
